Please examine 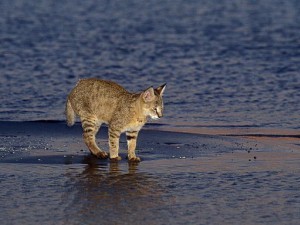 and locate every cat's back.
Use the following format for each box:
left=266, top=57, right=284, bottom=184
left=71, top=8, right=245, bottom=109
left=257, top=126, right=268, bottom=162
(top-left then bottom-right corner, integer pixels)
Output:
left=68, top=78, right=136, bottom=121
left=69, top=78, right=128, bottom=99
left=68, top=78, right=131, bottom=118
left=75, top=78, right=126, bottom=94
